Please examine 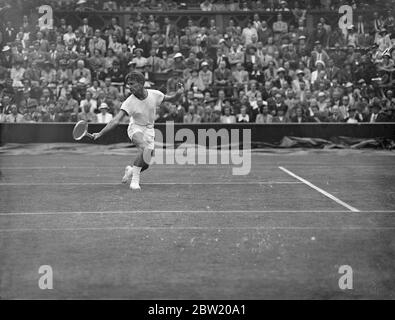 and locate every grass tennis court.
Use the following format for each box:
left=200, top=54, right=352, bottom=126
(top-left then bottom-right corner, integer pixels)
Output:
left=0, top=148, right=394, bottom=299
